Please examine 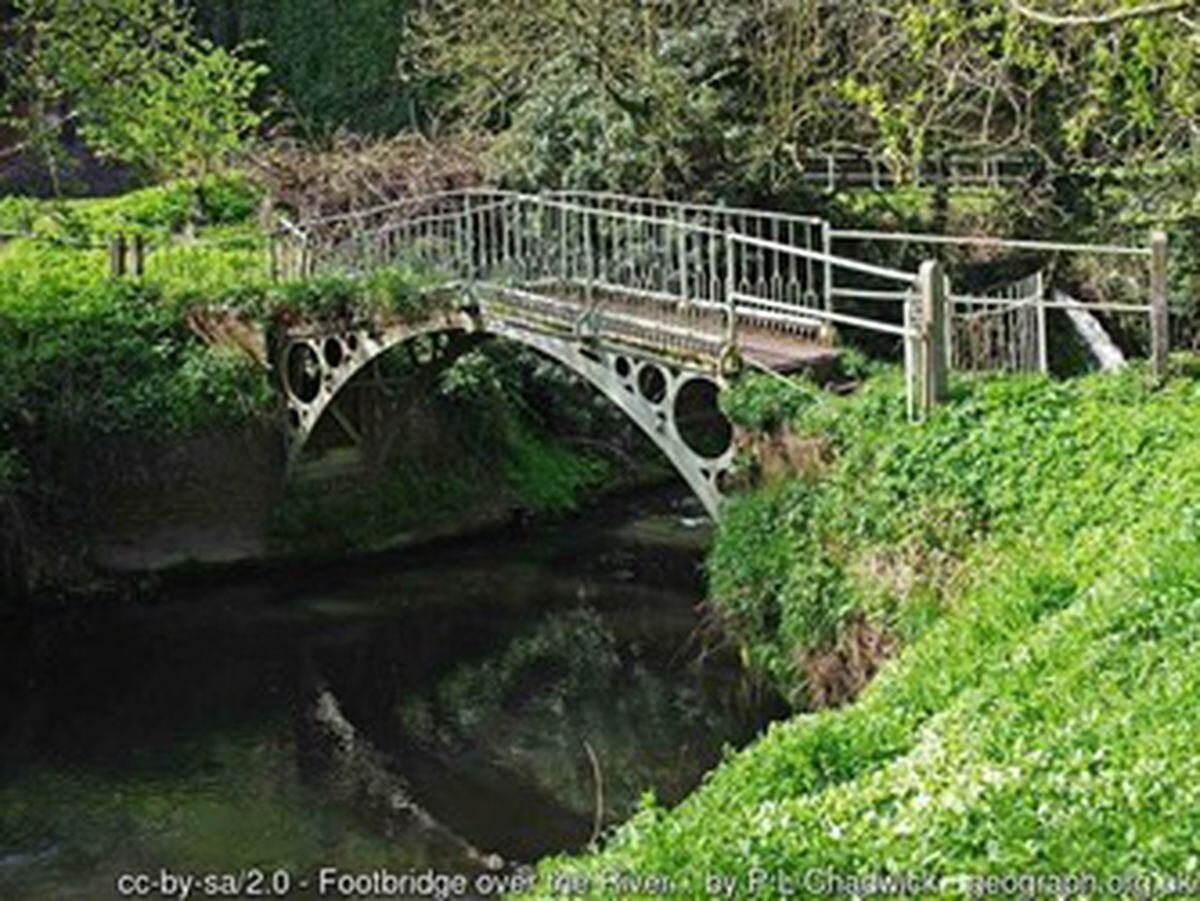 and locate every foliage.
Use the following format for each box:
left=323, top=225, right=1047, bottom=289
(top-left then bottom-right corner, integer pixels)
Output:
left=540, top=361, right=1200, bottom=887
left=719, top=374, right=827, bottom=433
left=413, top=0, right=1200, bottom=244
left=4, top=0, right=266, bottom=185
left=248, top=133, right=484, bottom=223
left=408, top=0, right=749, bottom=195
left=0, top=173, right=263, bottom=239
left=0, top=180, right=442, bottom=501
left=192, top=0, right=417, bottom=136
left=0, top=448, right=26, bottom=493
left=270, top=407, right=610, bottom=554
left=0, top=278, right=272, bottom=443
